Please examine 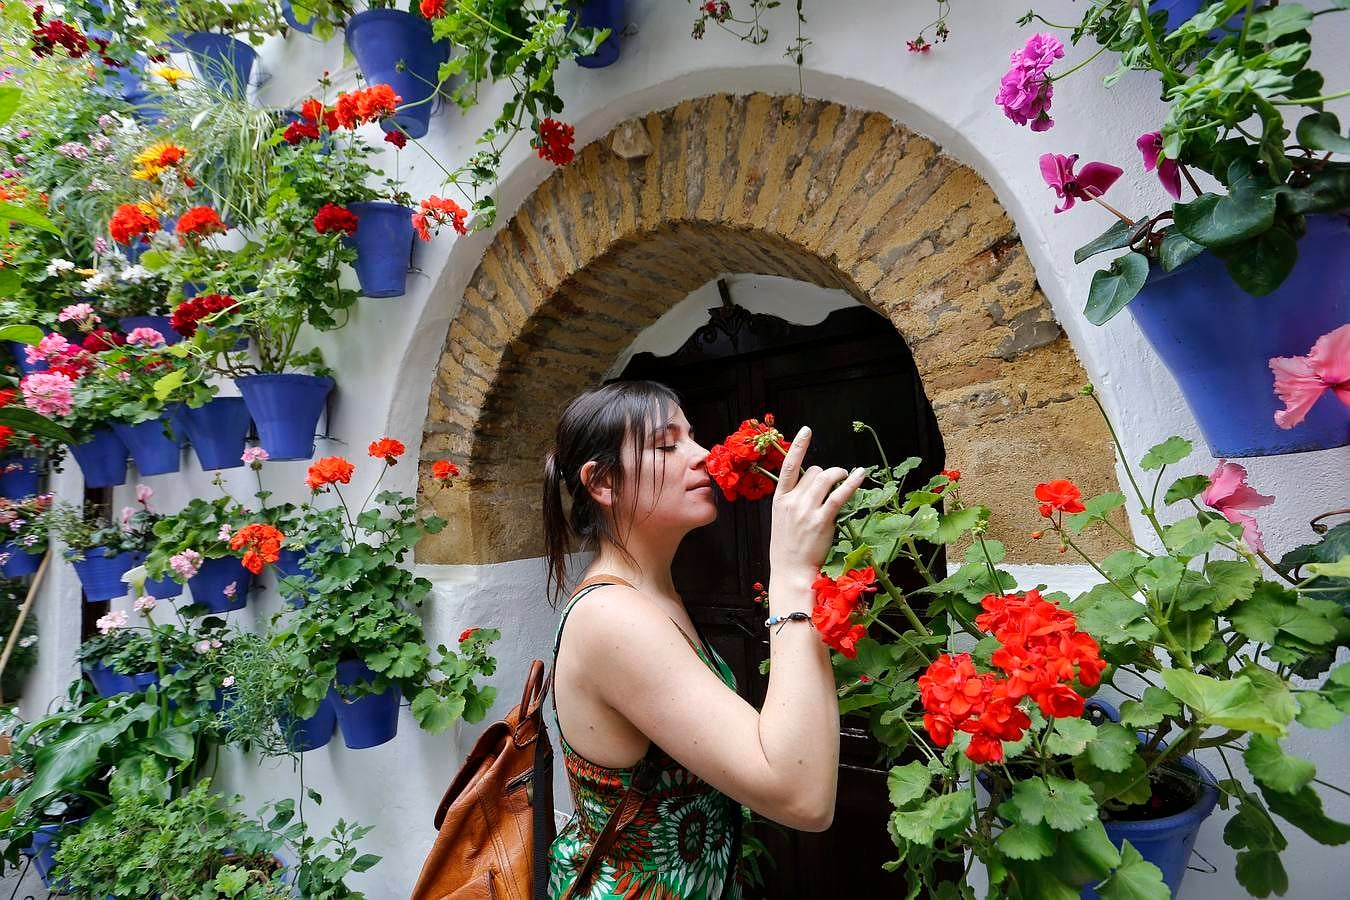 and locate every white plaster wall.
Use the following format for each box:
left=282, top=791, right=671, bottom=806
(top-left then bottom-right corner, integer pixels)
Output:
left=15, top=0, right=1350, bottom=895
